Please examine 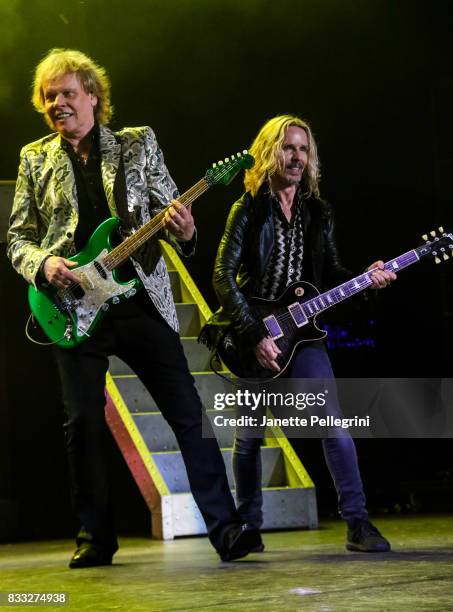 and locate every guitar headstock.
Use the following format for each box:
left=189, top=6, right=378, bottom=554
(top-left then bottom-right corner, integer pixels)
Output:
left=418, top=226, right=453, bottom=264
left=205, top=151, right=255, bottom=187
